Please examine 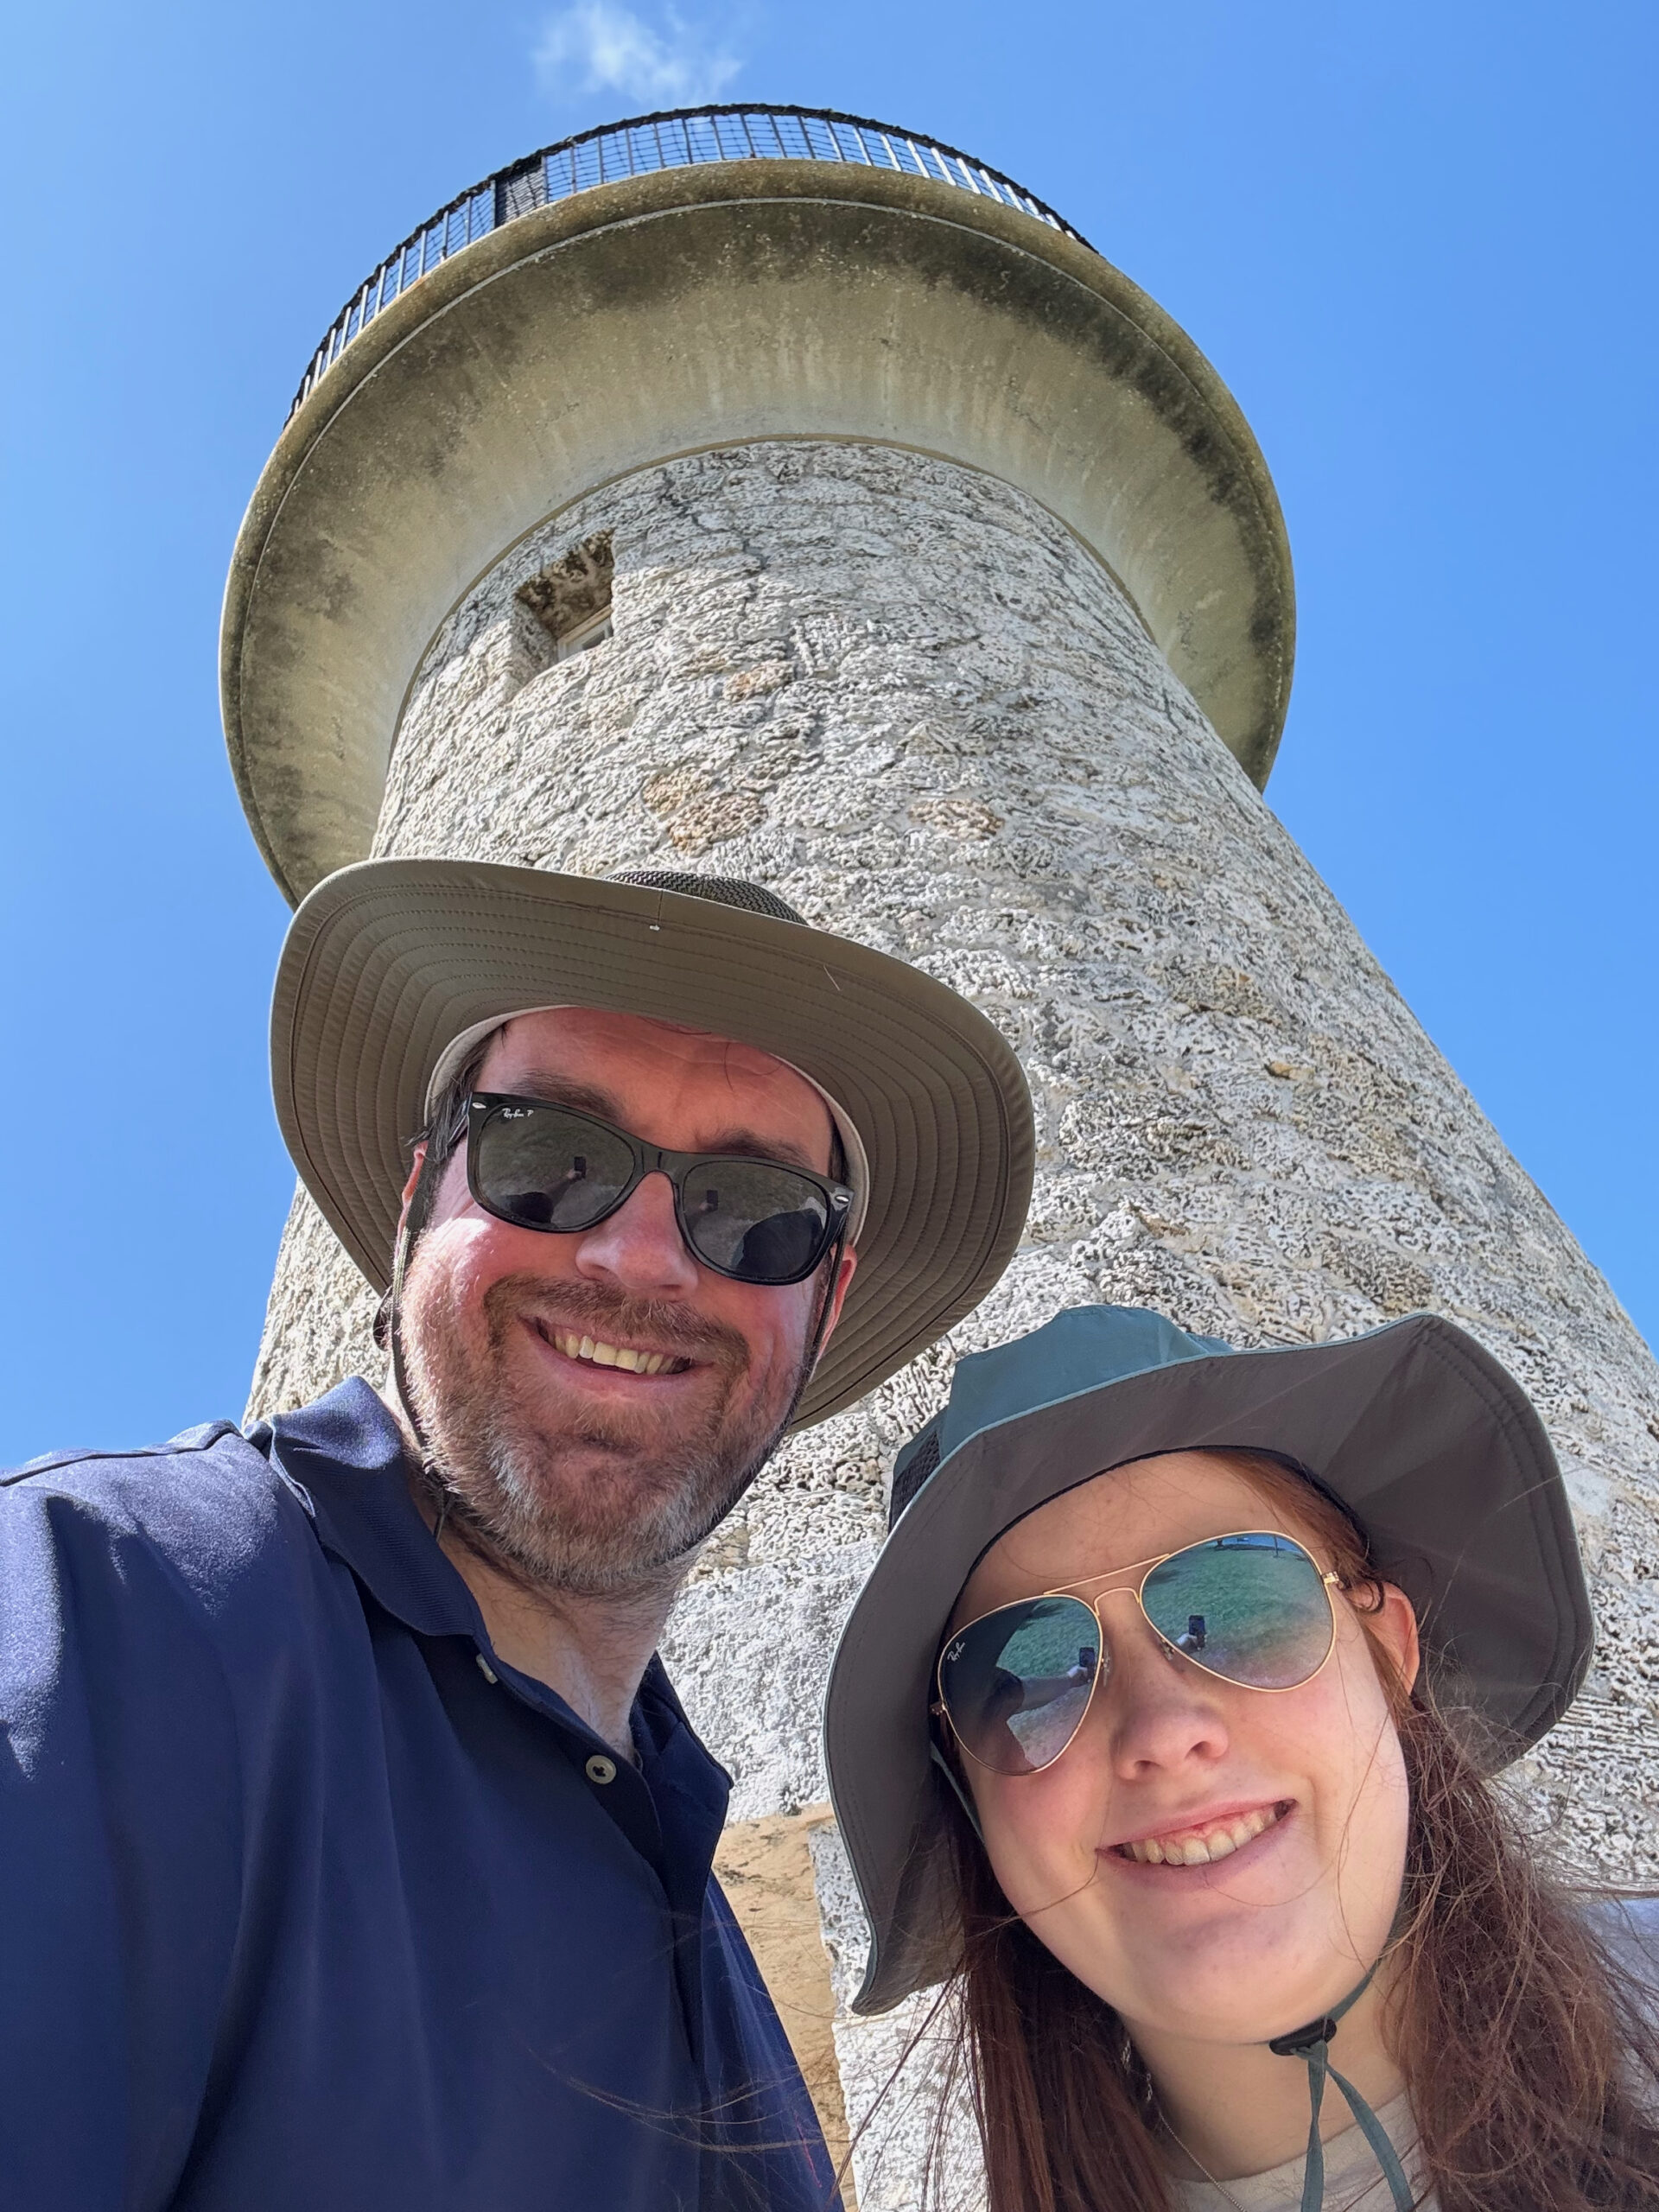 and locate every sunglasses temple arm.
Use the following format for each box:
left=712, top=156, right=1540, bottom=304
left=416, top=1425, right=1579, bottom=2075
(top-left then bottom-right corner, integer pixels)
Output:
left=929, top=1738, right=985, bottom=1843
